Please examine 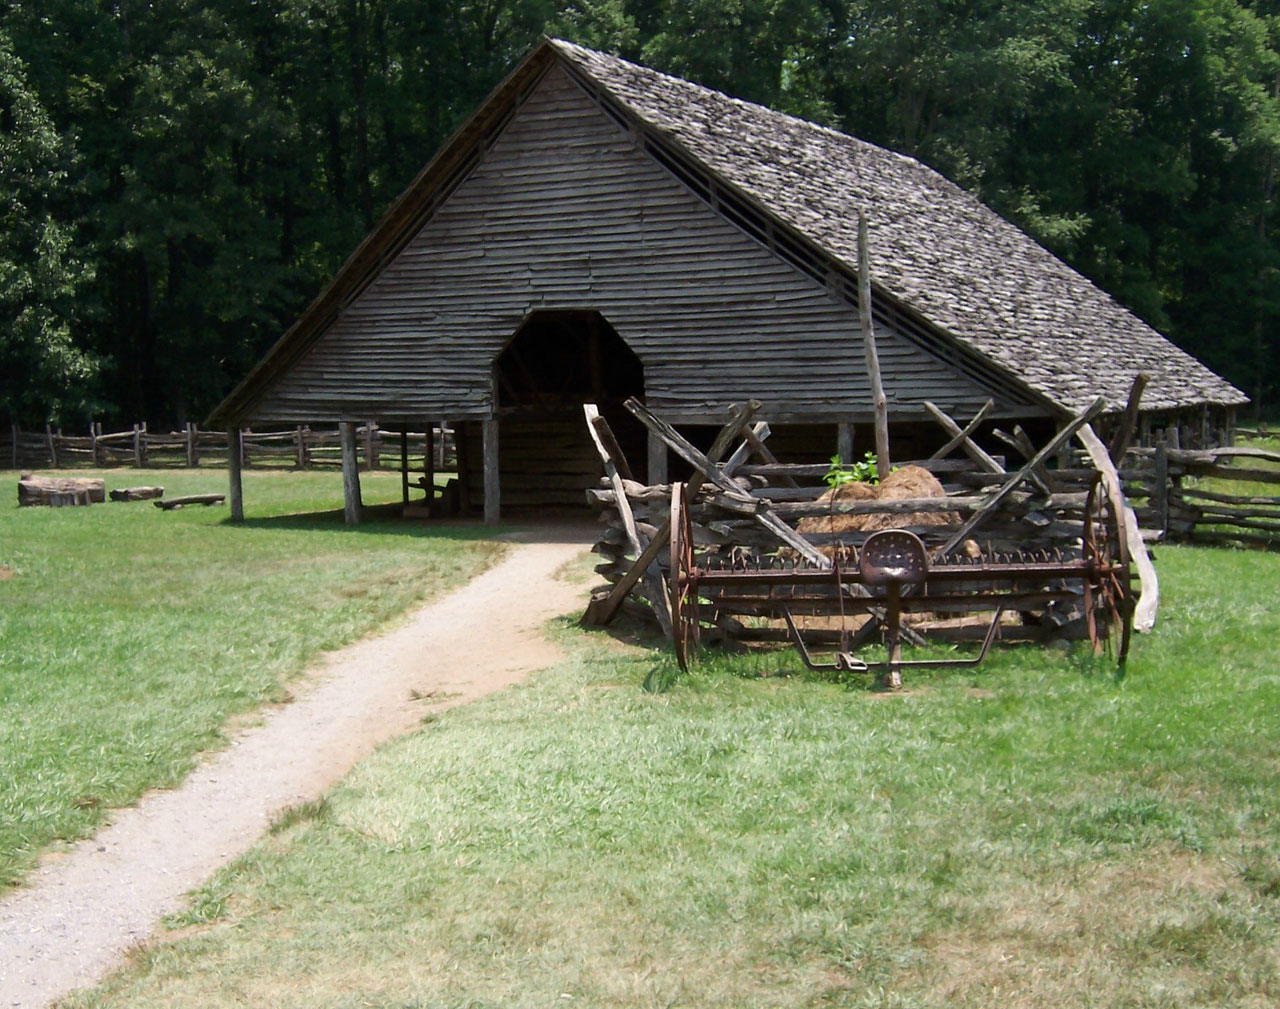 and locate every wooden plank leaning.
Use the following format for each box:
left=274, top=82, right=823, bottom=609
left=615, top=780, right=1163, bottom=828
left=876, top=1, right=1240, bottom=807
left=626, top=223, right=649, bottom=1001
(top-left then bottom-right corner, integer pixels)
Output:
left=583, top=403, right=672, bottom=638
left=580, top=401, right=762, bottom=628
left=1076, top=422, right=1159, bottom=633
left=928, top=399, right=994, bottom=461
left=931, top=397, right=1106, bottom=561
left=1108, top=374, right=1149, bottom=465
